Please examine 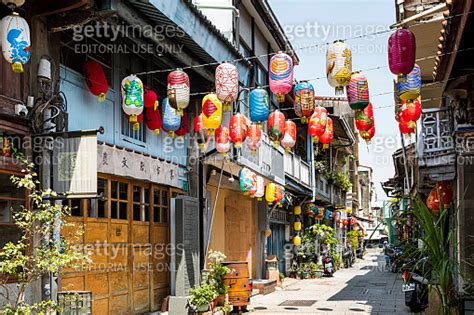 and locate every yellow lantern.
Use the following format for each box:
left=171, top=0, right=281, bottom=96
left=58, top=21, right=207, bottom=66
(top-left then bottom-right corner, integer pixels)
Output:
left=265, top=229, right=272, bottom=237
left=294, top=206, right=302, bottom=215
left=265, top=183, right=277, bottom=205
left=294, top=221, right=302, bottom=231
left=201, top=93, right=223, bottom=135
left=326, top=40, right=352, bottom=94
left=293, top=235, right=301, bottom=246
